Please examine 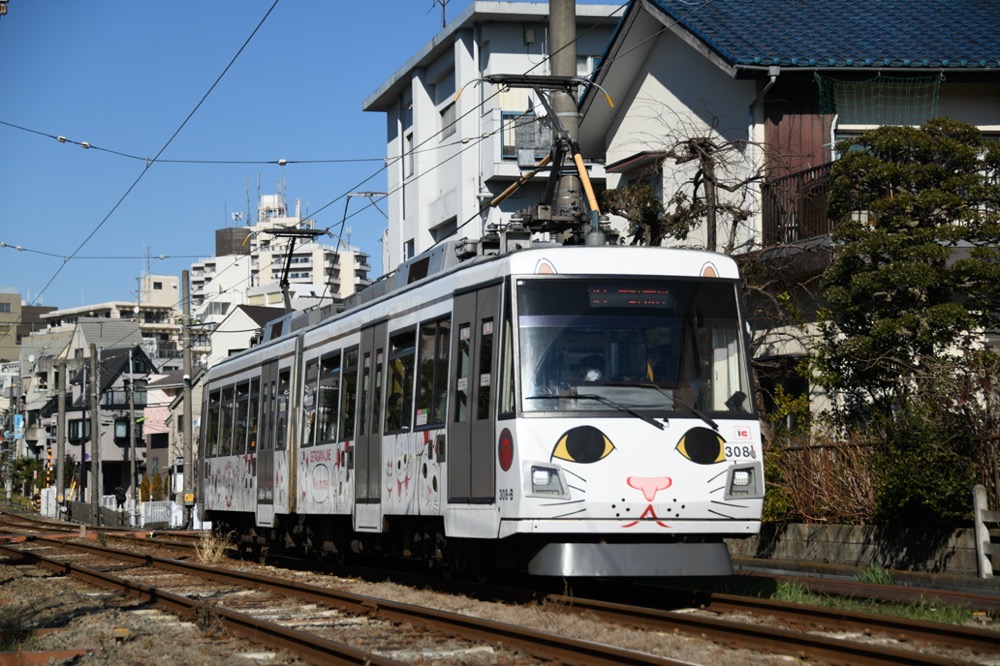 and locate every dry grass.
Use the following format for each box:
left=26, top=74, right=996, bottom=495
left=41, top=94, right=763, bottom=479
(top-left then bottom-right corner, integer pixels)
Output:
left=194, top=531, right=234, bottom=565
left=769, top=432, right=879, bottom=523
